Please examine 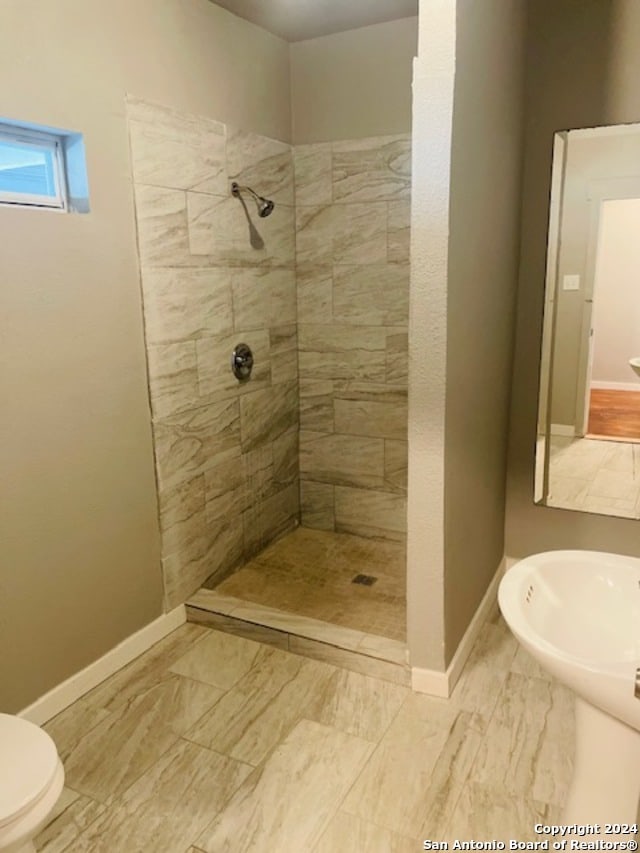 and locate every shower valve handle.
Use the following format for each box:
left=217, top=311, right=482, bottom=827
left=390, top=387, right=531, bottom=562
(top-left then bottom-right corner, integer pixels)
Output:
left=231, top=342, right=254, bottom=381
